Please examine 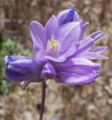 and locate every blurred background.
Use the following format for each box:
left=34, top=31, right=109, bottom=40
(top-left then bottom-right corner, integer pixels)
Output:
left=0, top=0, right=112, bottom=120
